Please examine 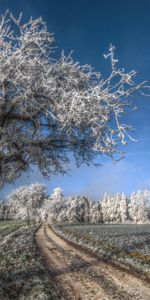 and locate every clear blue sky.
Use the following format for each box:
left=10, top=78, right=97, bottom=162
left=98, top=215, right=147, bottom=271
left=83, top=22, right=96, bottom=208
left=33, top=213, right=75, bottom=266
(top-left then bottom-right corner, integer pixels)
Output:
left=1, top=0, right=150, bottom=200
